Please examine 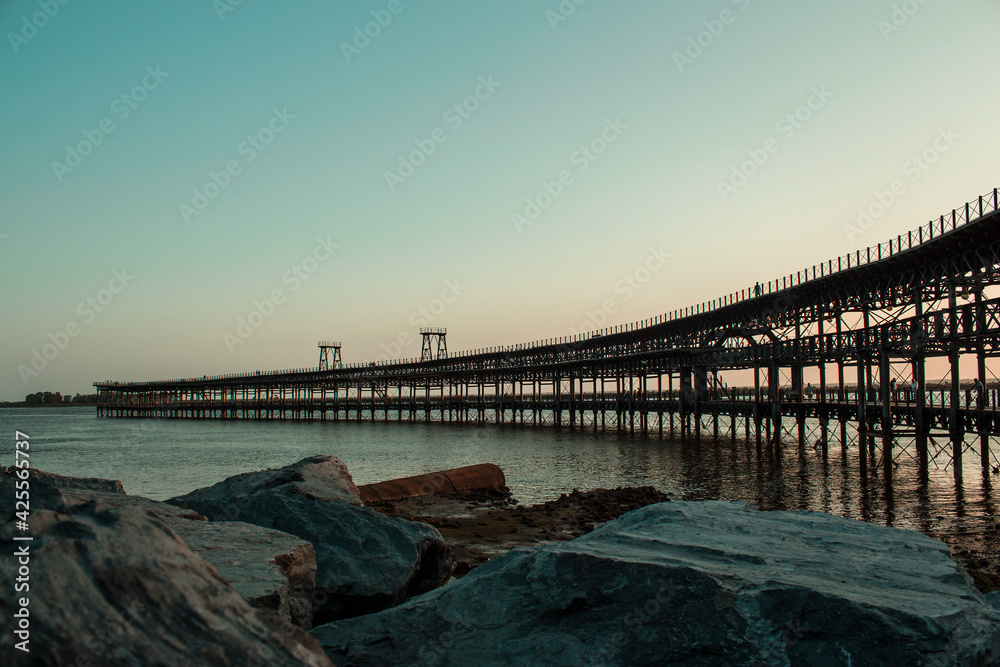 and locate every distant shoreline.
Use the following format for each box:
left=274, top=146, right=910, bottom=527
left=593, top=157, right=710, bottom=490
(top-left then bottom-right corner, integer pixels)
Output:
left=0, top=403, right=97, bottom=408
